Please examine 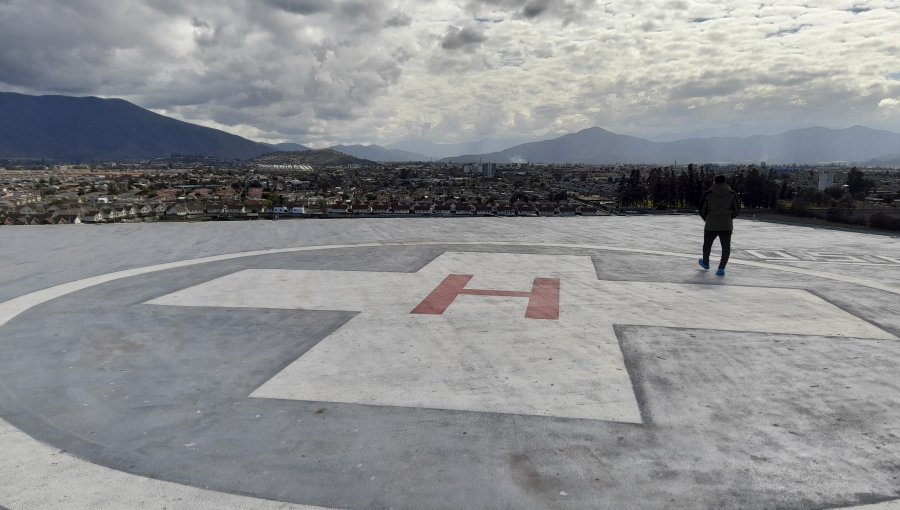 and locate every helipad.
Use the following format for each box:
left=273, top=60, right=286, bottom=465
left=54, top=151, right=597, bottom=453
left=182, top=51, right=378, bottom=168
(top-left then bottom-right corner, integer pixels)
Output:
left=1, top=217, right=899, bottom=509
